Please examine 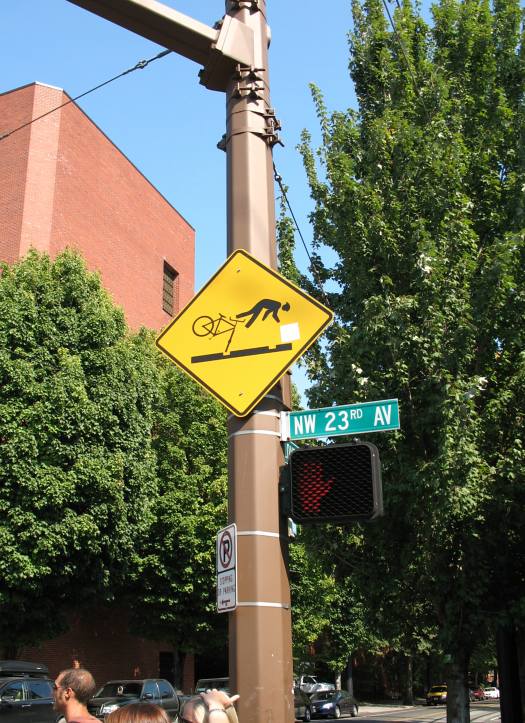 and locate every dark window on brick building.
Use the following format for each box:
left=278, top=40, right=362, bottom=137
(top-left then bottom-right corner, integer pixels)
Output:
left=163, top=262, right=178, bottom=315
